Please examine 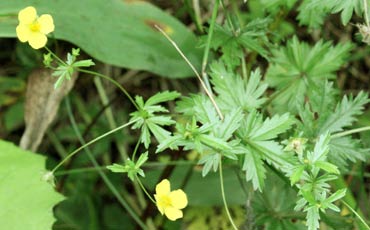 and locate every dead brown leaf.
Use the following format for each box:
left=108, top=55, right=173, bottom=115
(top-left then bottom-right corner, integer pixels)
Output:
left=20, top=68, right=77, bottom=152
